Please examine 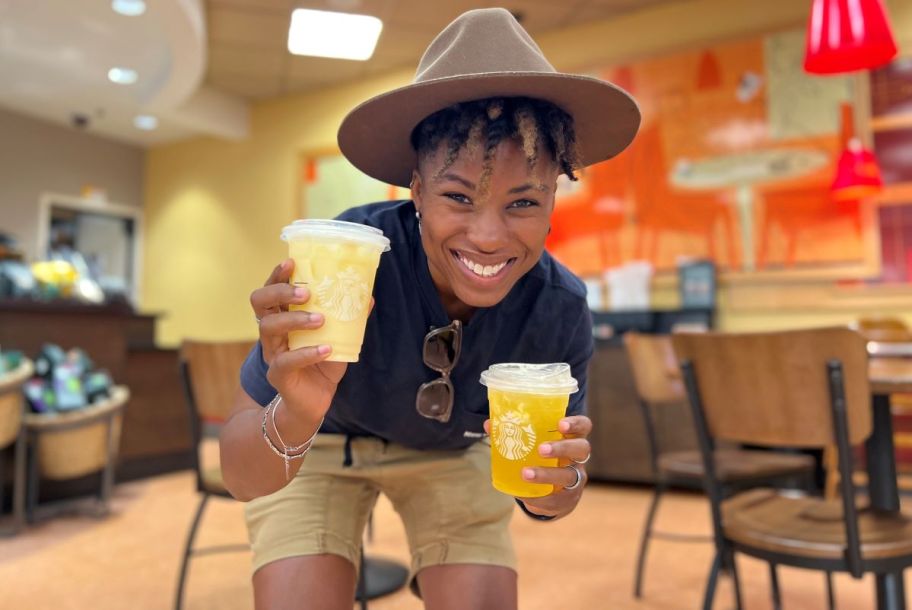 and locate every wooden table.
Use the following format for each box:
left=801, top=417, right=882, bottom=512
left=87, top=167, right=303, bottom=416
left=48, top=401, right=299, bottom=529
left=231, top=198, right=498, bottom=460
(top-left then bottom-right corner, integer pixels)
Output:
left=867, top=356, right=912, bottom=610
